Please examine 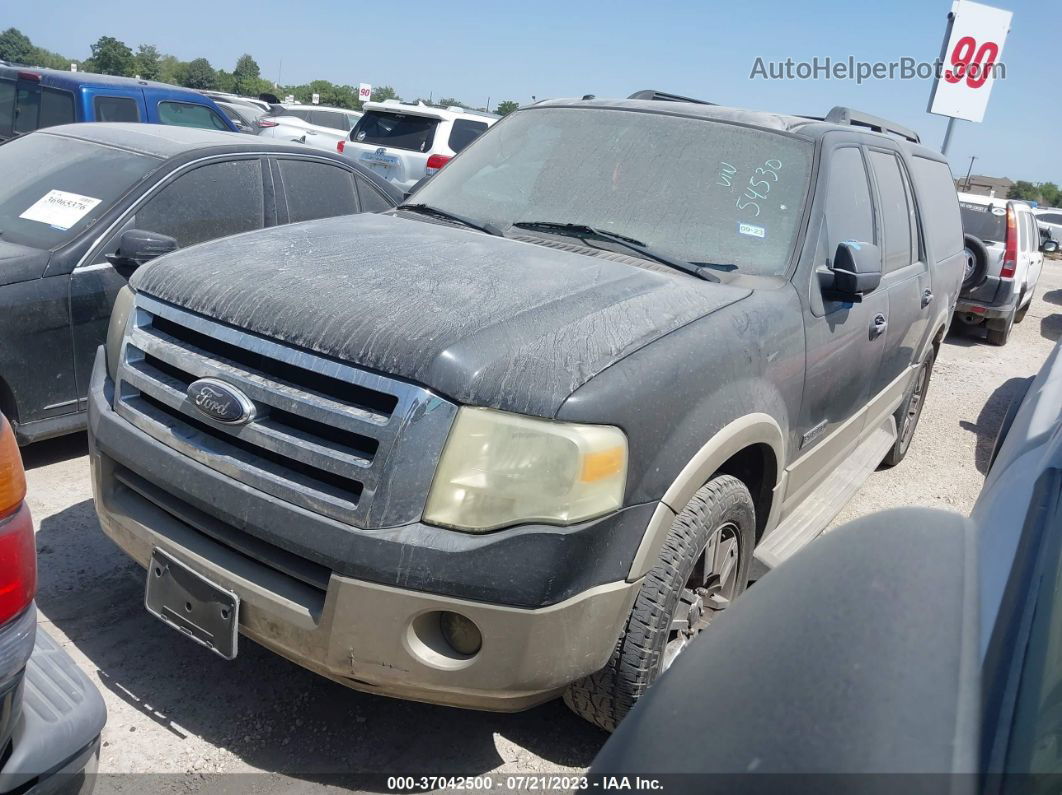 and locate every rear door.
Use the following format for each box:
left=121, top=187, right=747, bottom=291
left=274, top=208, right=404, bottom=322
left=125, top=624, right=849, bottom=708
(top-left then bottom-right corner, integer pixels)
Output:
left=864, top=148, right=932, bottom=420
left=347, top=110, right=441, bottom=187
left=69, top=156, right=269, bottom=403
left=1020, top=208, right=1044, bottom=298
